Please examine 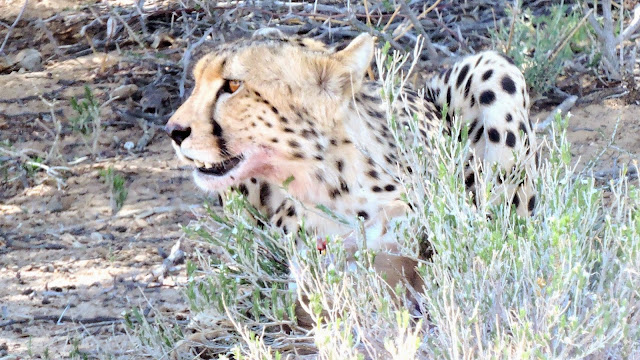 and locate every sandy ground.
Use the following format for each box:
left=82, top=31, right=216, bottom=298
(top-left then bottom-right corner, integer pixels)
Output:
left=1, top=1, right=639, bottom=358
